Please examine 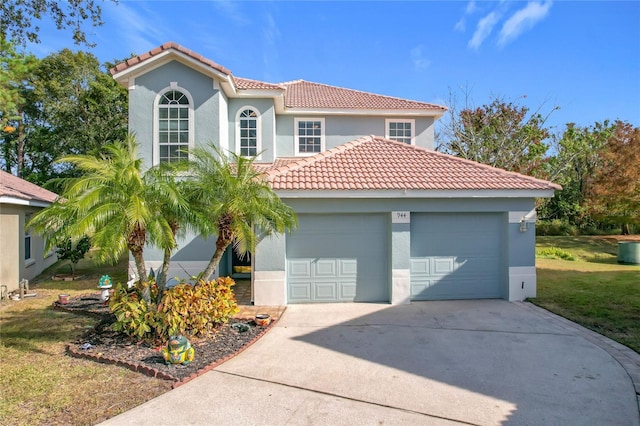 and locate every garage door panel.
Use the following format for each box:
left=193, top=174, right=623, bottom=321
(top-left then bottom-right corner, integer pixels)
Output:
left=411, top=213, right=503, bottom=300
left=287, top=214, right=388, bottom=303
left=289, top=260, right=312, bottom=278
left=289, top=282, right=312, bottom=302
left=314, top=281, right=338, bottom=300
left=315, top=259, right=337, bottom=277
